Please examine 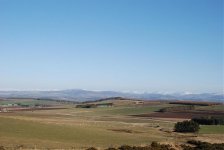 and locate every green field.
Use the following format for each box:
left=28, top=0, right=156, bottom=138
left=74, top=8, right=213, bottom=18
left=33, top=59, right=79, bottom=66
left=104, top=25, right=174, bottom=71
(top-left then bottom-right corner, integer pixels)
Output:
left=199, top=125, right=224, bottom=134
left=0, top=99, right=223, bottom=149
left=196, top=105, right=224, bottom=111
left=0, top=117, right=157, bottom=149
